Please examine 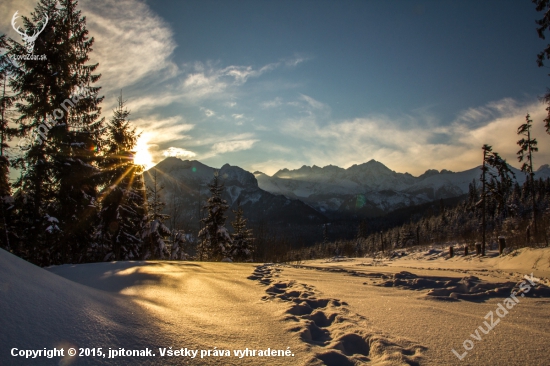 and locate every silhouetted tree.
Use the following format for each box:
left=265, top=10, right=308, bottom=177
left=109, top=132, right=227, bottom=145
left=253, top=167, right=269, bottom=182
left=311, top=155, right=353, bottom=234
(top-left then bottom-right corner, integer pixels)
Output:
left=517, top=114, right=539, bottom=240
left=230, top=202, right=253, bottom=262
left=96, top=93, right=146, bottom=261
left=198, top=173, right=232, bottom=261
